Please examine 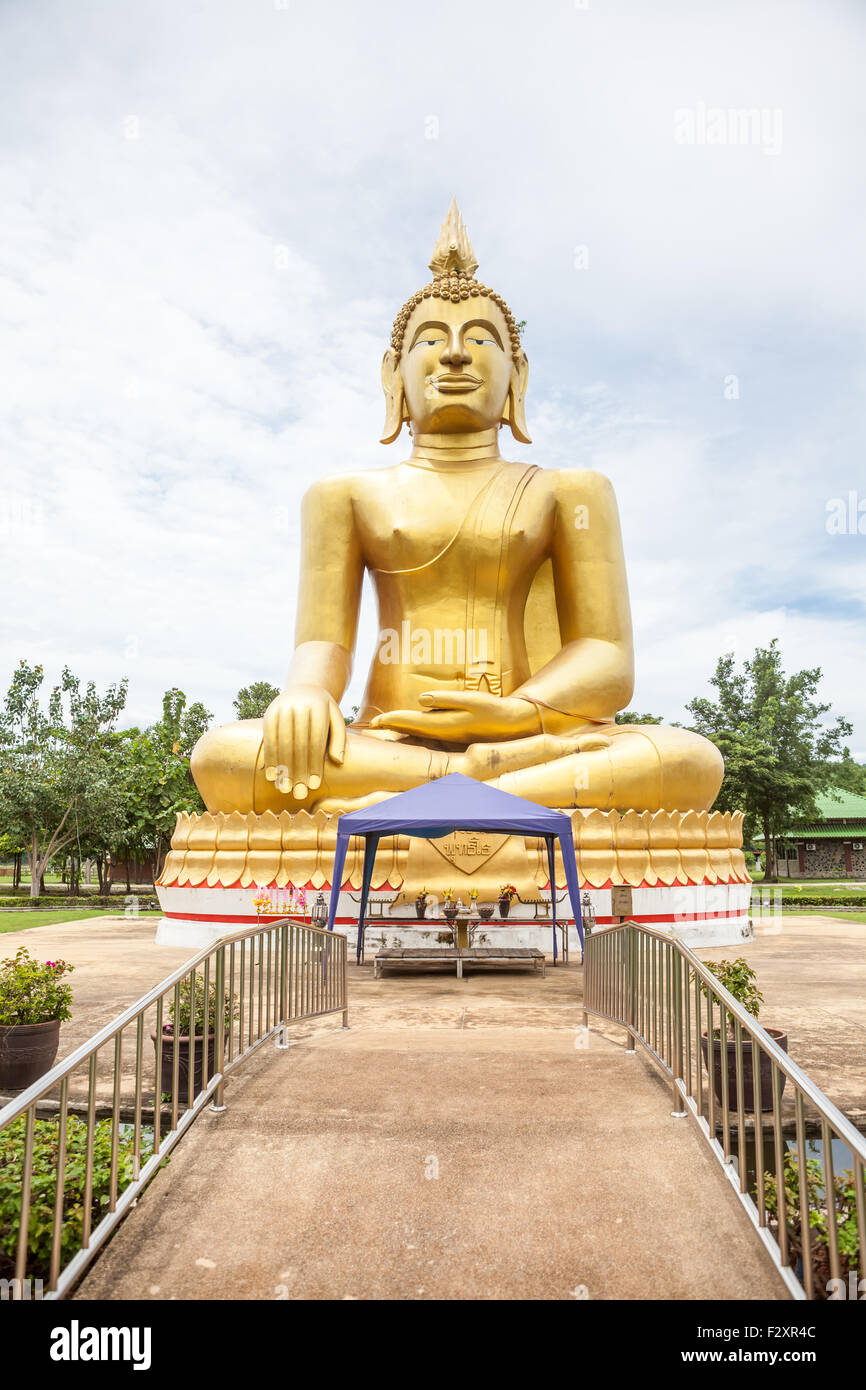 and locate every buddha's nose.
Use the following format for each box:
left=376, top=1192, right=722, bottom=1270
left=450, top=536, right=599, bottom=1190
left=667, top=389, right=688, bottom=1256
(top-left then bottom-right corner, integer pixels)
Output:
left=440, top=331, right=471, bottom=367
